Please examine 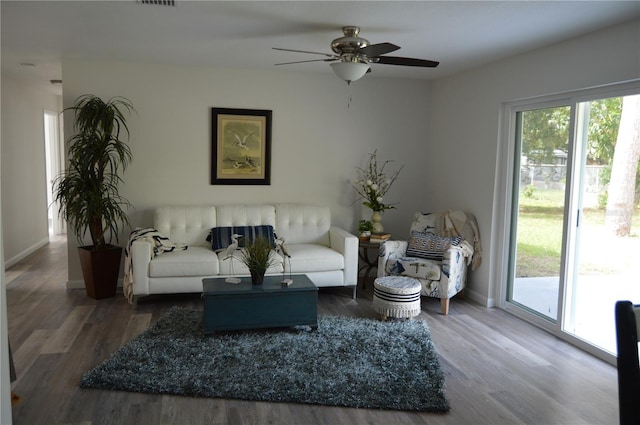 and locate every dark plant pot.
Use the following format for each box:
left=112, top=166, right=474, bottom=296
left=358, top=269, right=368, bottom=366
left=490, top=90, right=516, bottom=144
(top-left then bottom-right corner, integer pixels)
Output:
left=78, top=245, right=122, bottom=299
left=250, top=269, right=266, bottom=285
